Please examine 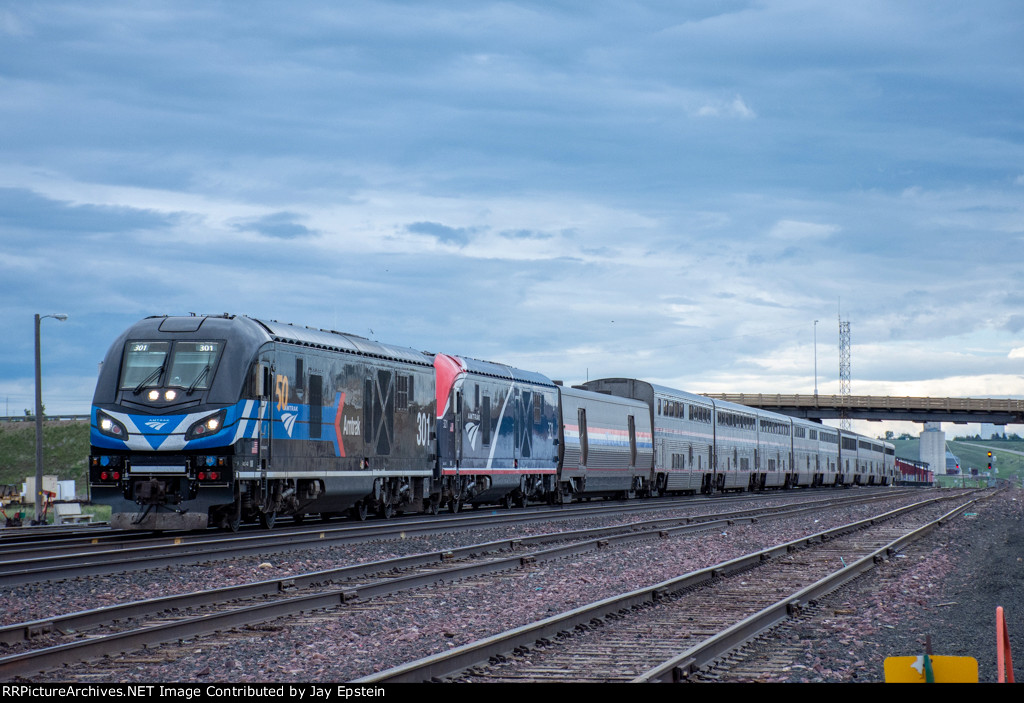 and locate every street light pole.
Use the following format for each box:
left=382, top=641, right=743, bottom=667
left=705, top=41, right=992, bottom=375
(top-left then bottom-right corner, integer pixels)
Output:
left=34, top=313, right=67, bottom=525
